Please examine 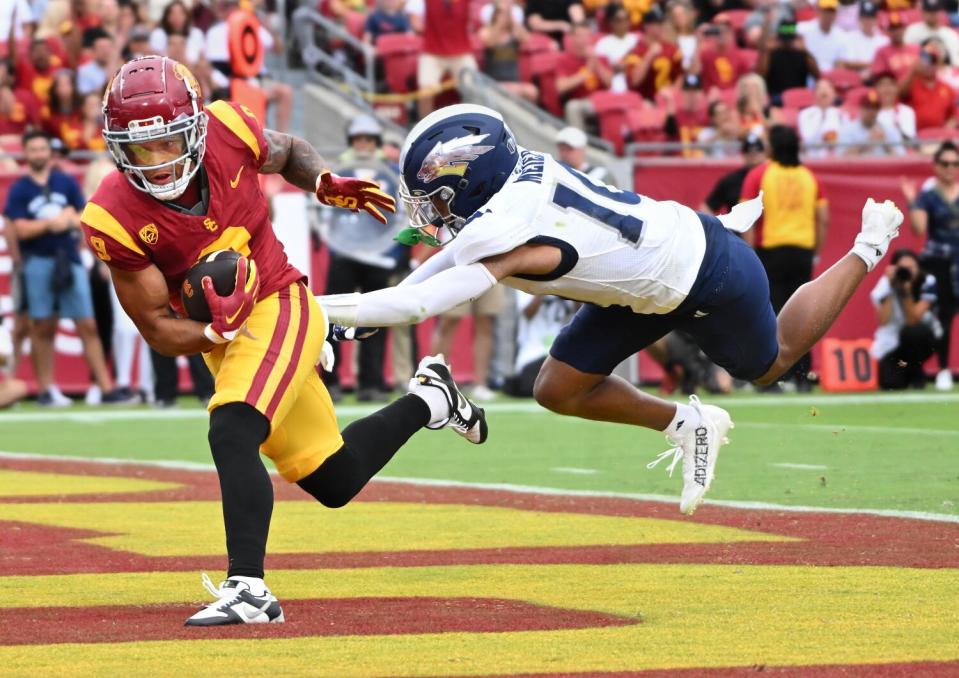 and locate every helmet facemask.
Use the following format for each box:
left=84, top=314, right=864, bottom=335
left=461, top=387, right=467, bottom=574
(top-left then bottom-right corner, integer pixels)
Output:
left=104, top=112, right=207, bottom=201
left=397, top=178, right=465, bottom=247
